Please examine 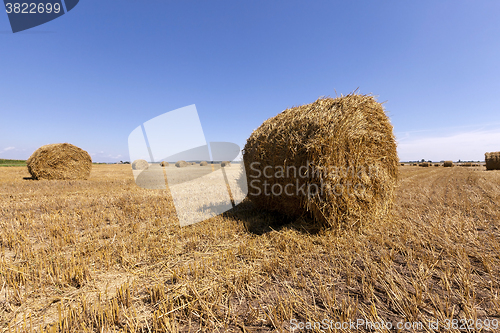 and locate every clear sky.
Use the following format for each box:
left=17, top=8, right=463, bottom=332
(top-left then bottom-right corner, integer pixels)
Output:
left=1, top=0, right=499, bottom=163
